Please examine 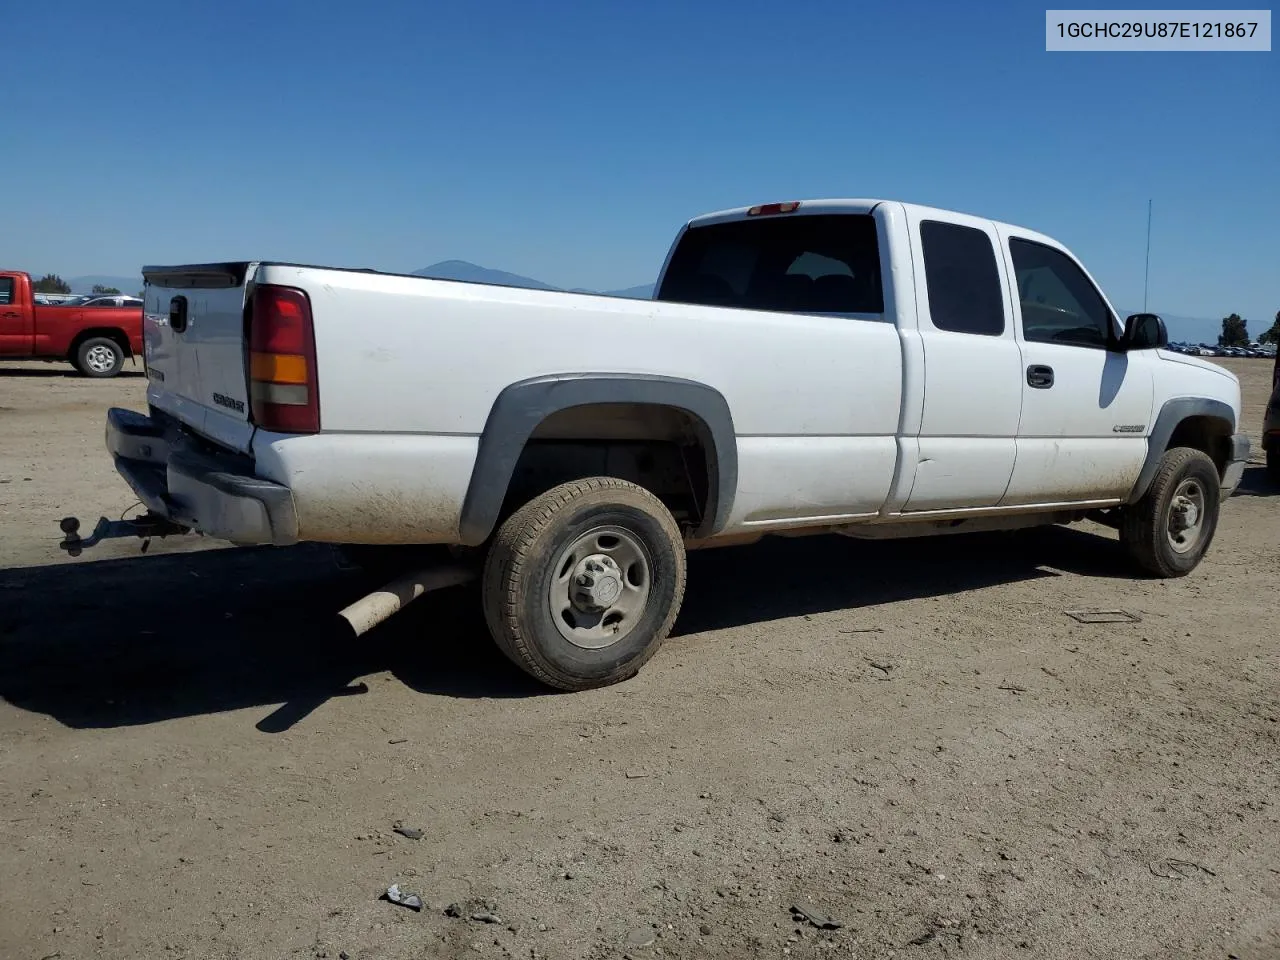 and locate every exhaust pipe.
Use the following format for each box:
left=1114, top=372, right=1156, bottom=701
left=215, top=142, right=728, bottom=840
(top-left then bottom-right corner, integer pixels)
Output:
left=338, top=564, right=475, bottom=637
